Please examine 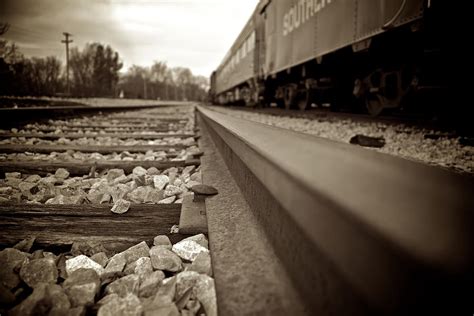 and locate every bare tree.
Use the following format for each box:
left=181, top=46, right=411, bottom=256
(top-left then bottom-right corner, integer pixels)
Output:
left=69, top=42, right=122, bottom=97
